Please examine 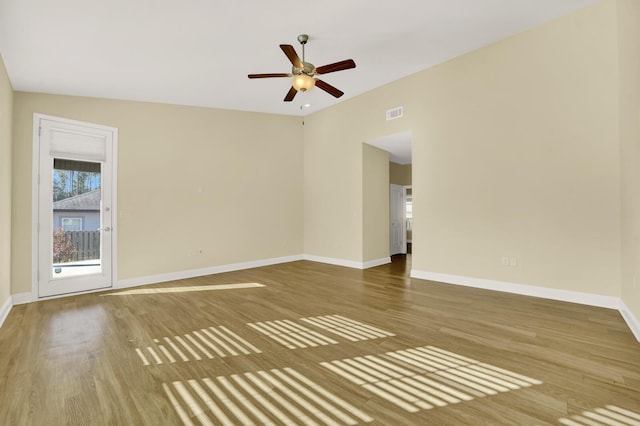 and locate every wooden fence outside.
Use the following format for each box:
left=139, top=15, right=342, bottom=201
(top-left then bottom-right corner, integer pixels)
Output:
left=67, top=230, right=100, bottom=261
